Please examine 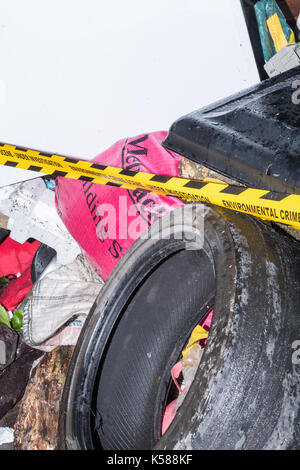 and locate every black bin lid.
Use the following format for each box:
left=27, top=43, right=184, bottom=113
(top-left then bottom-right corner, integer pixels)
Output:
left=163, top=67, right=300, bottom=194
